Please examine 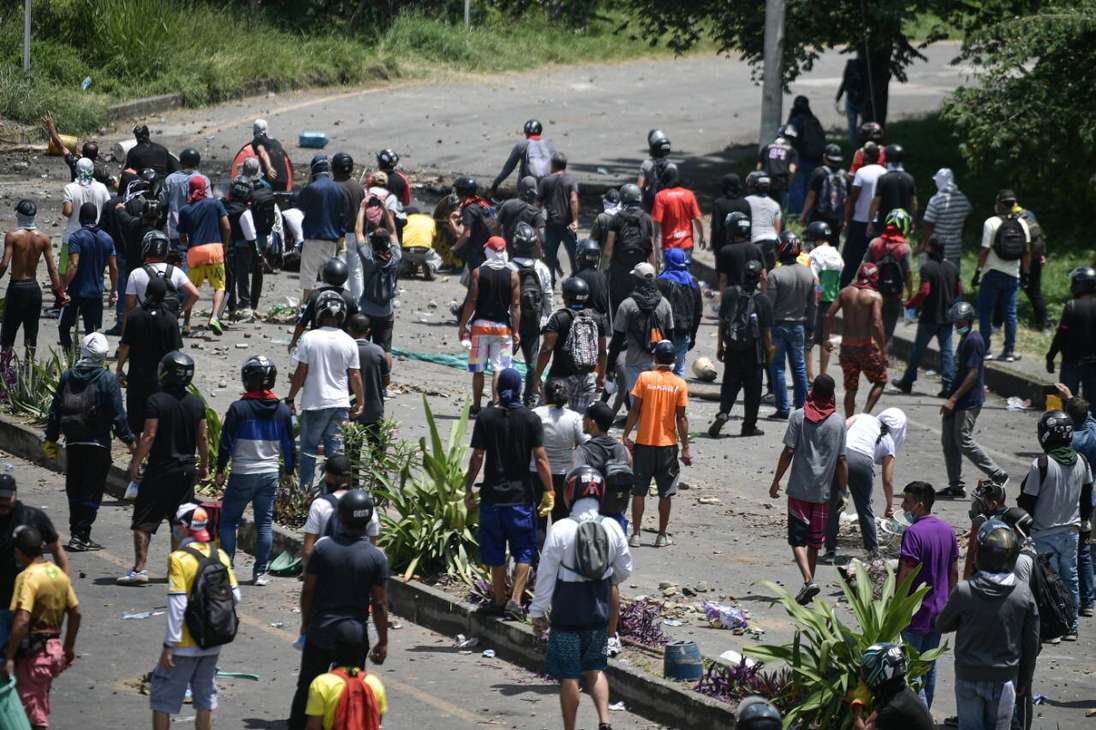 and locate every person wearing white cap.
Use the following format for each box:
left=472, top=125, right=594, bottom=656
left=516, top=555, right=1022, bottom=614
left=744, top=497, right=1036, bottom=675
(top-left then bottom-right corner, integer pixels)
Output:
left=606, top=262, right=674, bottom=400
left=919, top=168, right=972, bottom=272
left=250, top=119, right=289, bottom=192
